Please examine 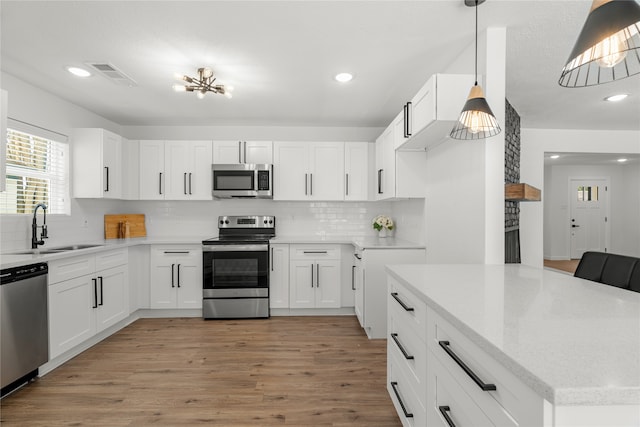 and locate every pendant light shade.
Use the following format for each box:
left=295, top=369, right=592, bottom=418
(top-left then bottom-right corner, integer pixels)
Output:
left=450, top=0, right=501, bottom=140
left=450, top=85, right=501, bottom=140
left=559, top=0, right=640, bottom=87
